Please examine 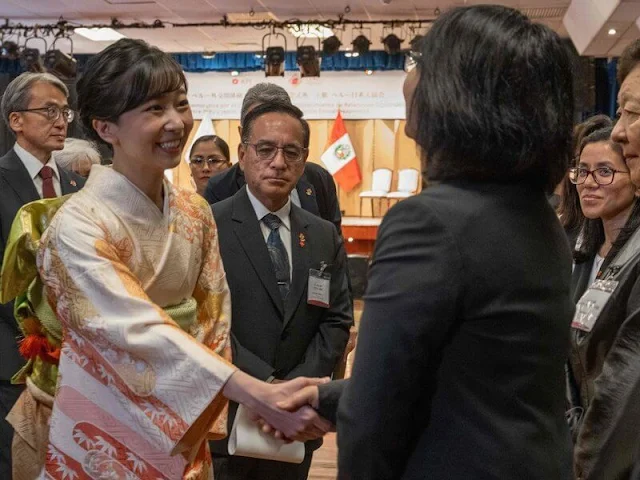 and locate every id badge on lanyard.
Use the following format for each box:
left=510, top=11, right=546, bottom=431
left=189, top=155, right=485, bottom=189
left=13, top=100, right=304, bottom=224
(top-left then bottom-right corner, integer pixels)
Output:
left=572, top=278, right=619, bottom=333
